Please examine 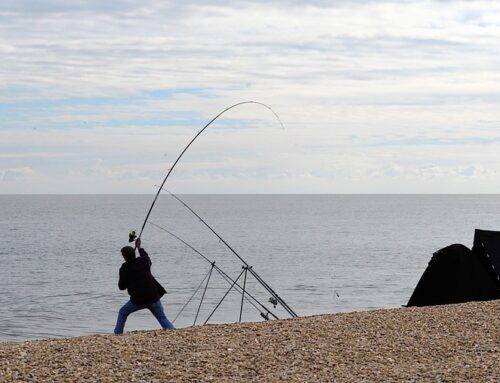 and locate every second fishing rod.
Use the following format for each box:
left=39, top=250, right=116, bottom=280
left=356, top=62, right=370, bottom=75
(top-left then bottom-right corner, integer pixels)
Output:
left=161, top=188, right=298, bottom=319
